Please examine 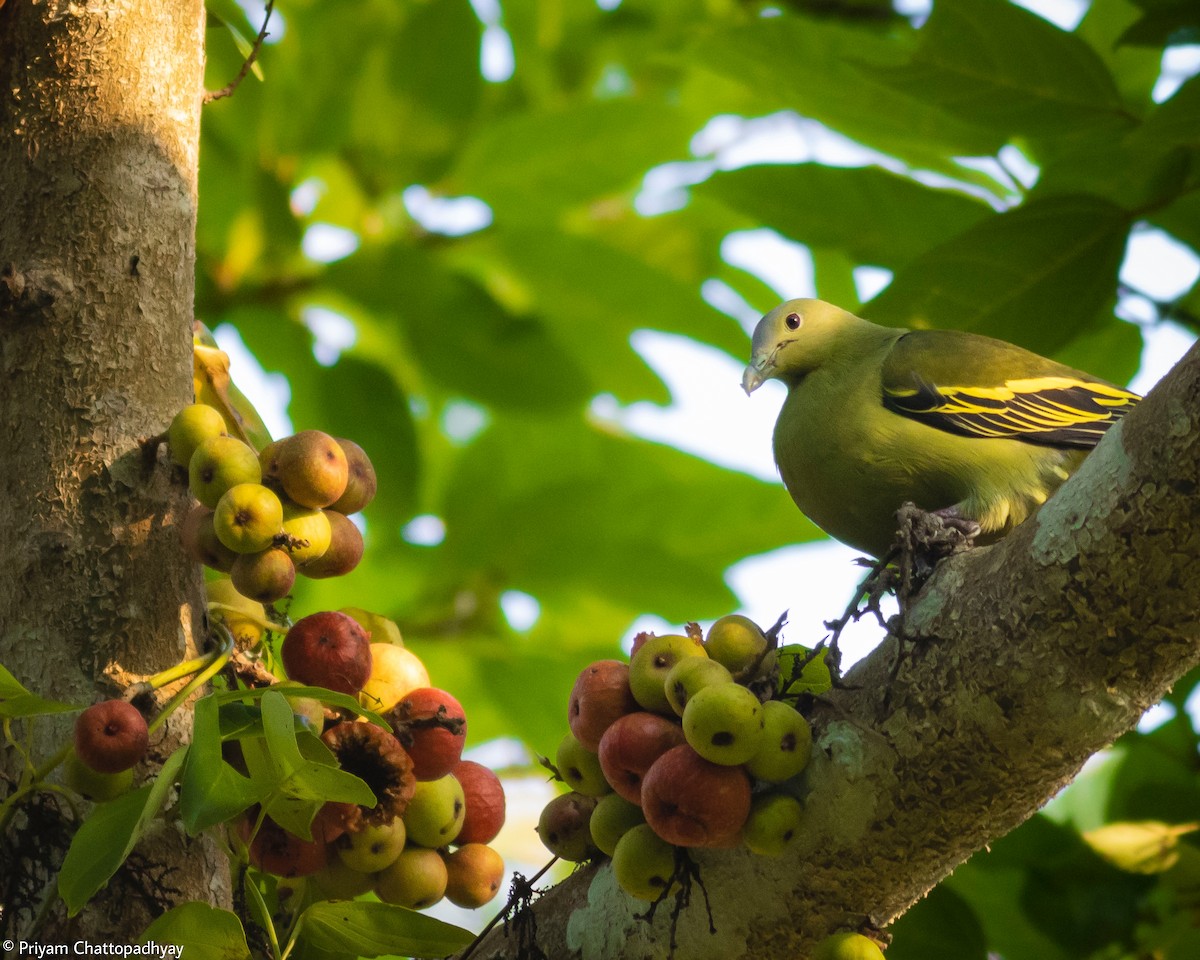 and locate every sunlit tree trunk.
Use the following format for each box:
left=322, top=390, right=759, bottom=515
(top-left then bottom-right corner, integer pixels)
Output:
left=0, top=0, right=230, bottom=941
